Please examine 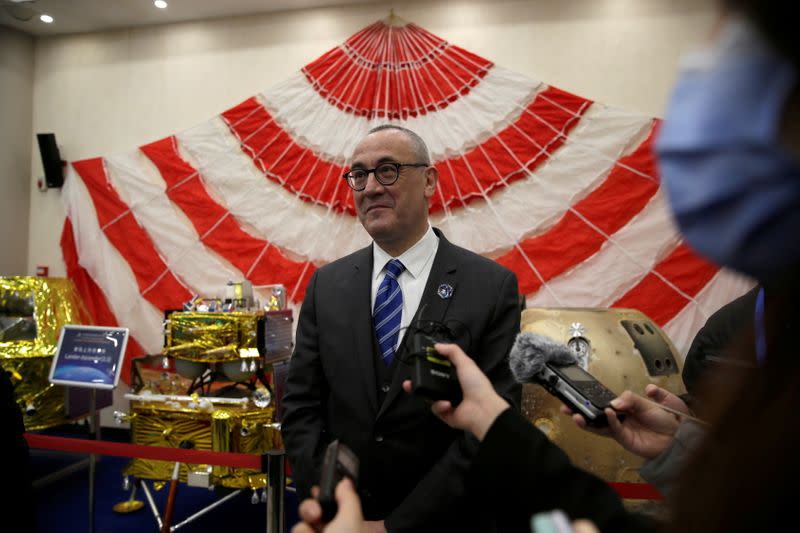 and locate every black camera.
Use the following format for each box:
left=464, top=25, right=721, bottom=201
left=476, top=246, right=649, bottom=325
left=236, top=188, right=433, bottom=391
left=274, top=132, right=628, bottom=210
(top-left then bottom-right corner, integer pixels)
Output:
left=318, top=440, right=359, bottom=522
left=408, top=325, right=462, bottom=405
